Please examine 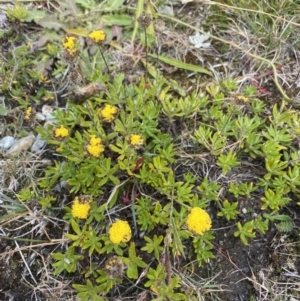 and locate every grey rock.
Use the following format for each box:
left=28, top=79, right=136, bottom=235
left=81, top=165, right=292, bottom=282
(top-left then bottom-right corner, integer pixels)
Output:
left=6, top=134, right=35, bottom=157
